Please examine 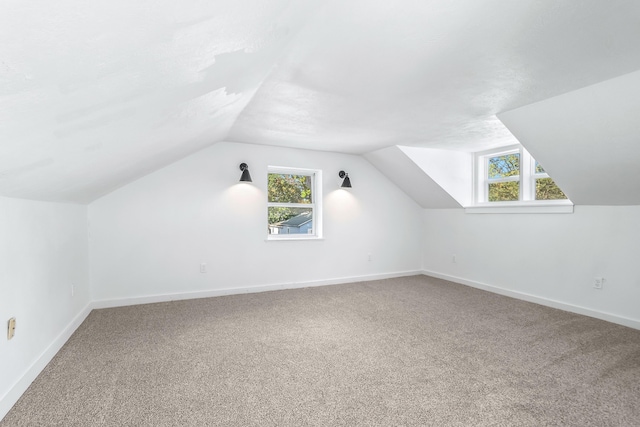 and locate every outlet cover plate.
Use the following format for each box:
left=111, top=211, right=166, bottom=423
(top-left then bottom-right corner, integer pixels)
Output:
left=7, top=317, right=16, bottom=340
